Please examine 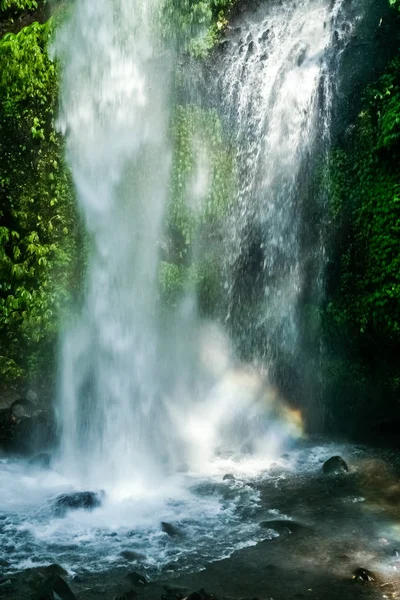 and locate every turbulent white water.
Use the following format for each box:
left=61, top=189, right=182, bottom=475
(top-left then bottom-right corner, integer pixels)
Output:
left=54, top=0, right=357, bottom=491
left=220, top=0, right=352, bottom=363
